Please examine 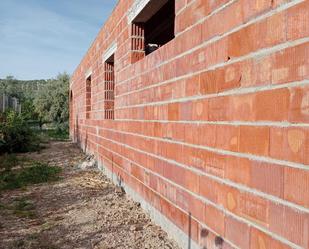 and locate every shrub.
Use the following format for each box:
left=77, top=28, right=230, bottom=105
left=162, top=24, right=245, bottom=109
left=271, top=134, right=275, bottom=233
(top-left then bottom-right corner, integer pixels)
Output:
left=0, top=111, right=40, bottom=154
